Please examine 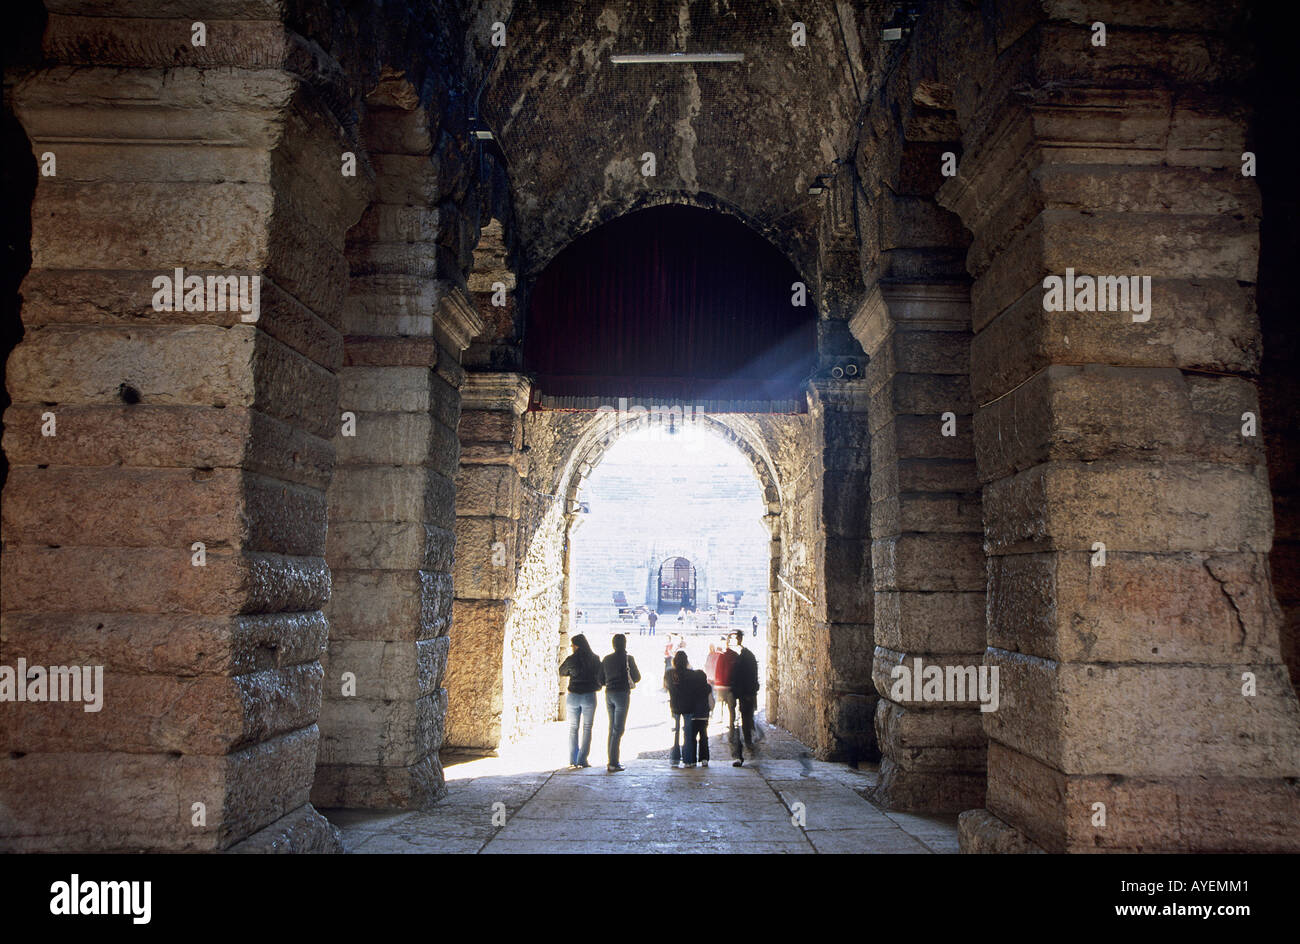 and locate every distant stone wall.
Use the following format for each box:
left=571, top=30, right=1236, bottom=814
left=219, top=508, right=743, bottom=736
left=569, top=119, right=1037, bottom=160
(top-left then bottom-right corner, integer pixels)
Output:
left=570, top=437, right=771, bottom=620
left=501, top=490, right=565, bottom=744
left=773, top=440, right=825, bottom=750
